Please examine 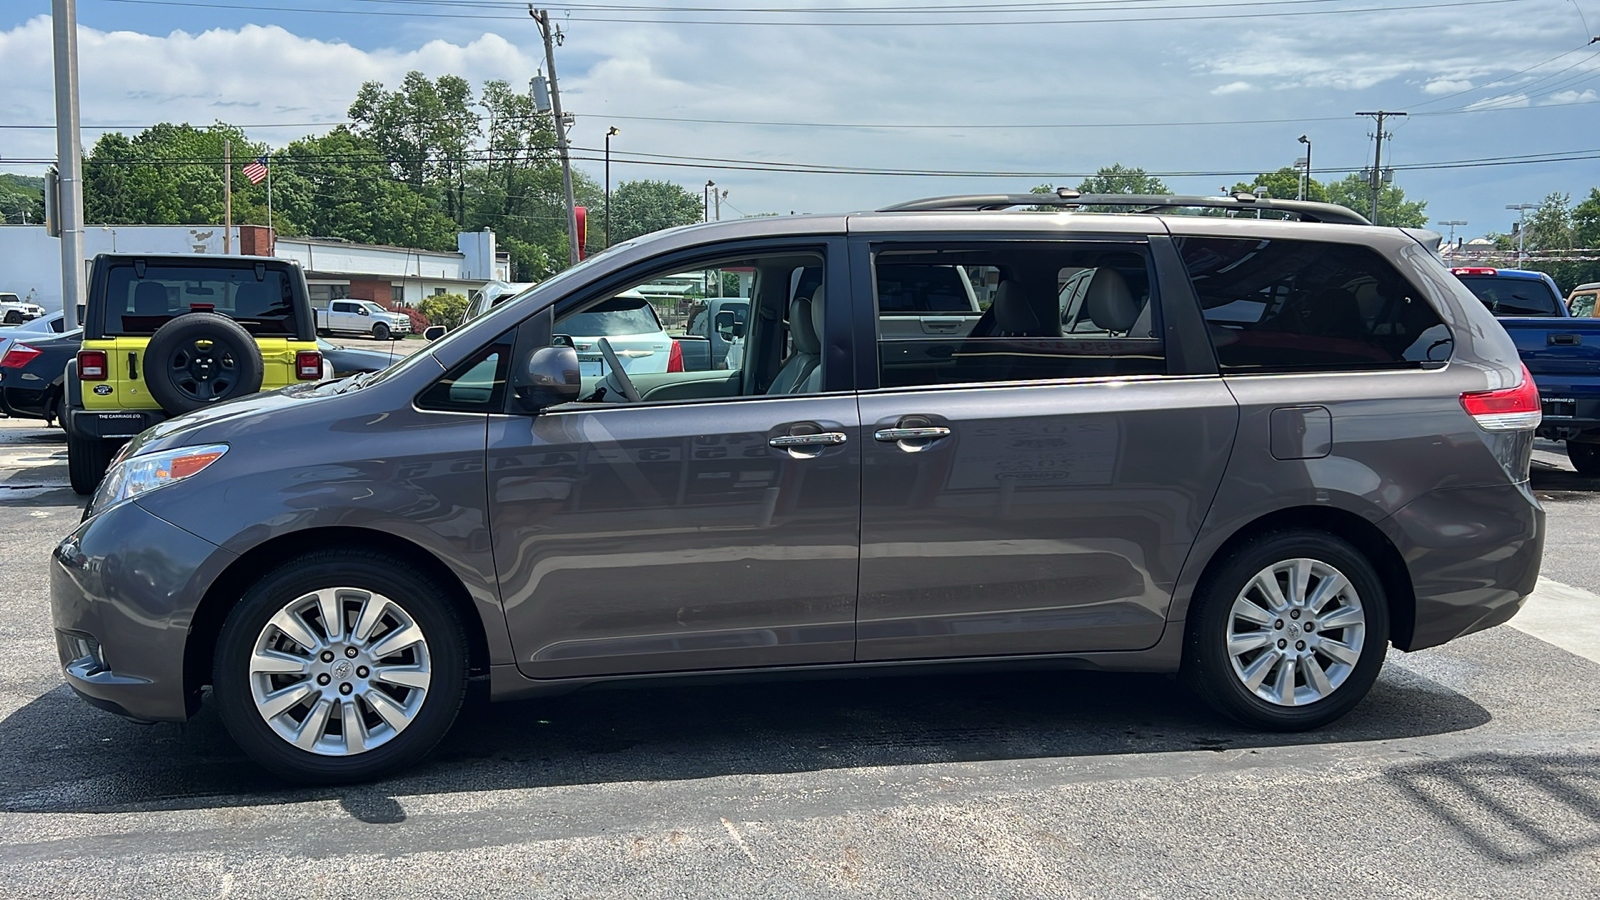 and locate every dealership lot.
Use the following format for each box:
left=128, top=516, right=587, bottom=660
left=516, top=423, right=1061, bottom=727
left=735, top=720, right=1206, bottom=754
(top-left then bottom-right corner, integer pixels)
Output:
left=1, top=417, right=1597, bottom=897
